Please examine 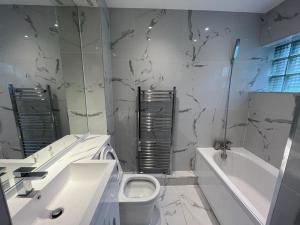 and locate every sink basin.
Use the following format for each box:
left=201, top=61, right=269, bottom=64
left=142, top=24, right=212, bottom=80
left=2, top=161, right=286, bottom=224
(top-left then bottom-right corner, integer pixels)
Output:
left=12, top=161, right=115, bottom=225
